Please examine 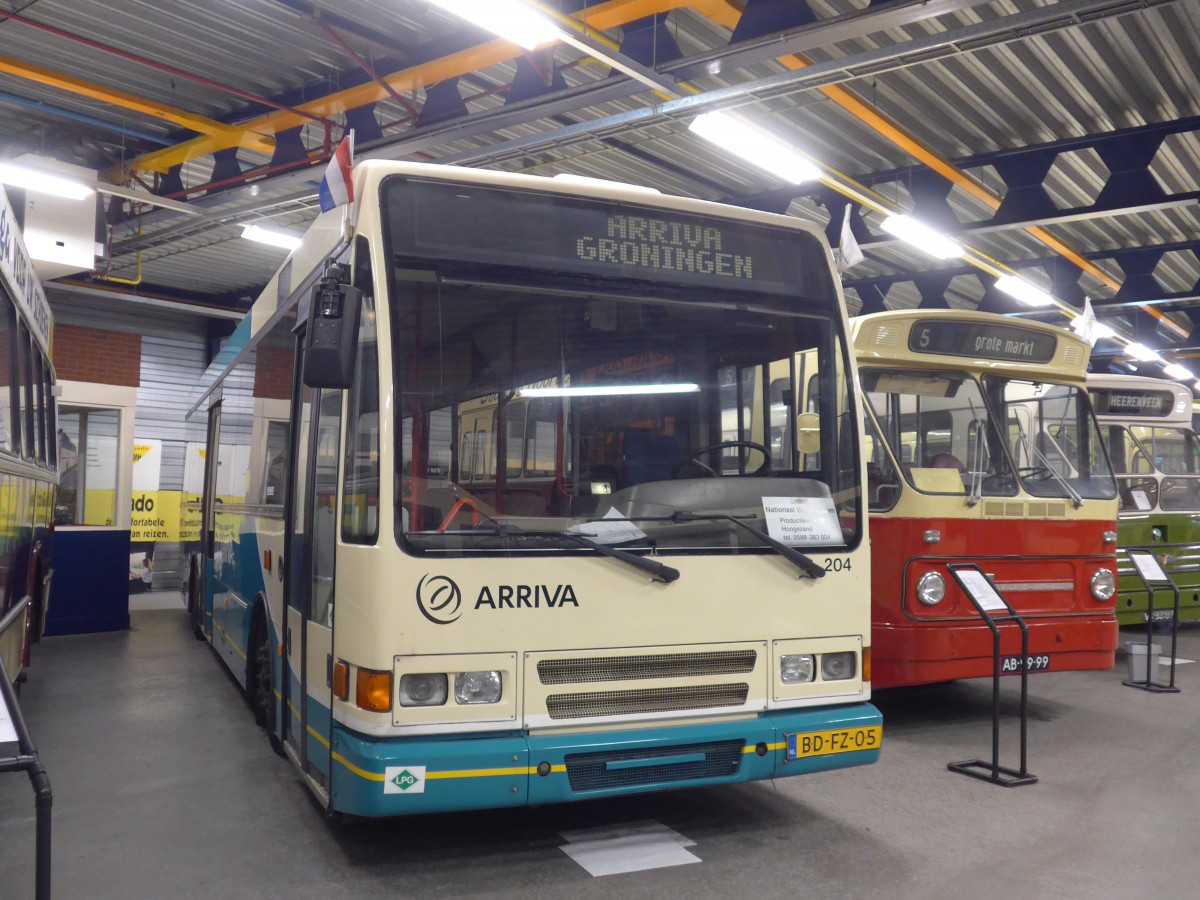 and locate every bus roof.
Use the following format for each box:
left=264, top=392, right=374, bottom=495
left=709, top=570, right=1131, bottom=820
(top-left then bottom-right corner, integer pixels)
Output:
left=850, top=308, right=1089, bottom=382
left=1087, top=372, right=1194, bottom=426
